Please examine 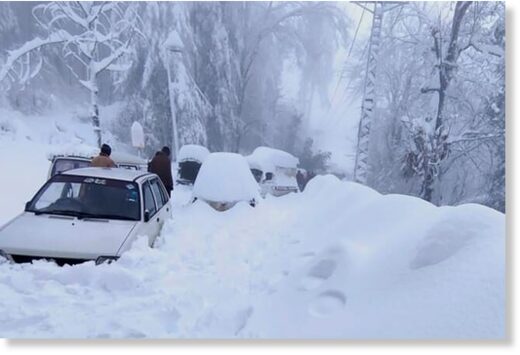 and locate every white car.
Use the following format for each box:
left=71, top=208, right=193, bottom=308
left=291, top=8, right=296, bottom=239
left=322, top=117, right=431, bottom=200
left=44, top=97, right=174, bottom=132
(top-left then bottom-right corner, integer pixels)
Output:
left=246, top=146, right=299, bottom=197
left=192, top=152, right=261, bottom=211
left=0, top=168, right=171, bottom=266
left=48, top=151, right=149, bottom=179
